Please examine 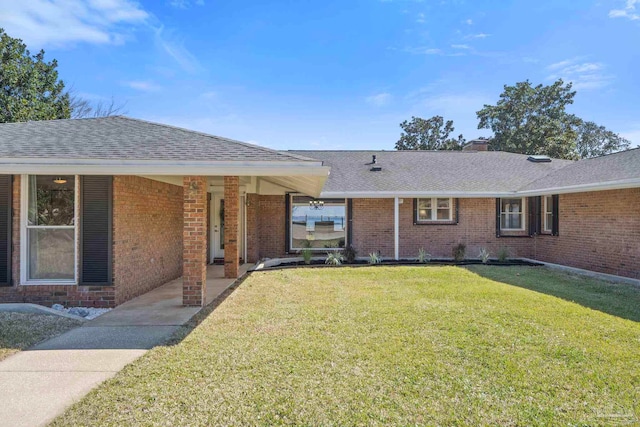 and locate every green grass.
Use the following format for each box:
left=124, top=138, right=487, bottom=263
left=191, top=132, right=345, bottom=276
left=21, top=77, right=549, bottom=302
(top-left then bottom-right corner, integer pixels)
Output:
left=0, top=312, right=81, bottom=361
left=53, top=267, right=640, bottom=426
